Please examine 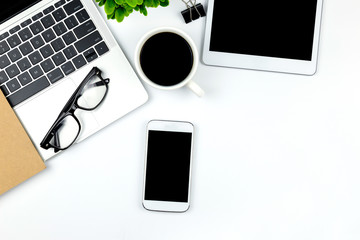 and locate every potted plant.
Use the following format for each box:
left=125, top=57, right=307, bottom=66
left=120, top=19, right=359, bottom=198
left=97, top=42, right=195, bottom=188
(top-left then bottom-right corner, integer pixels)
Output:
left=95, top=0, right=170, bottom=22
